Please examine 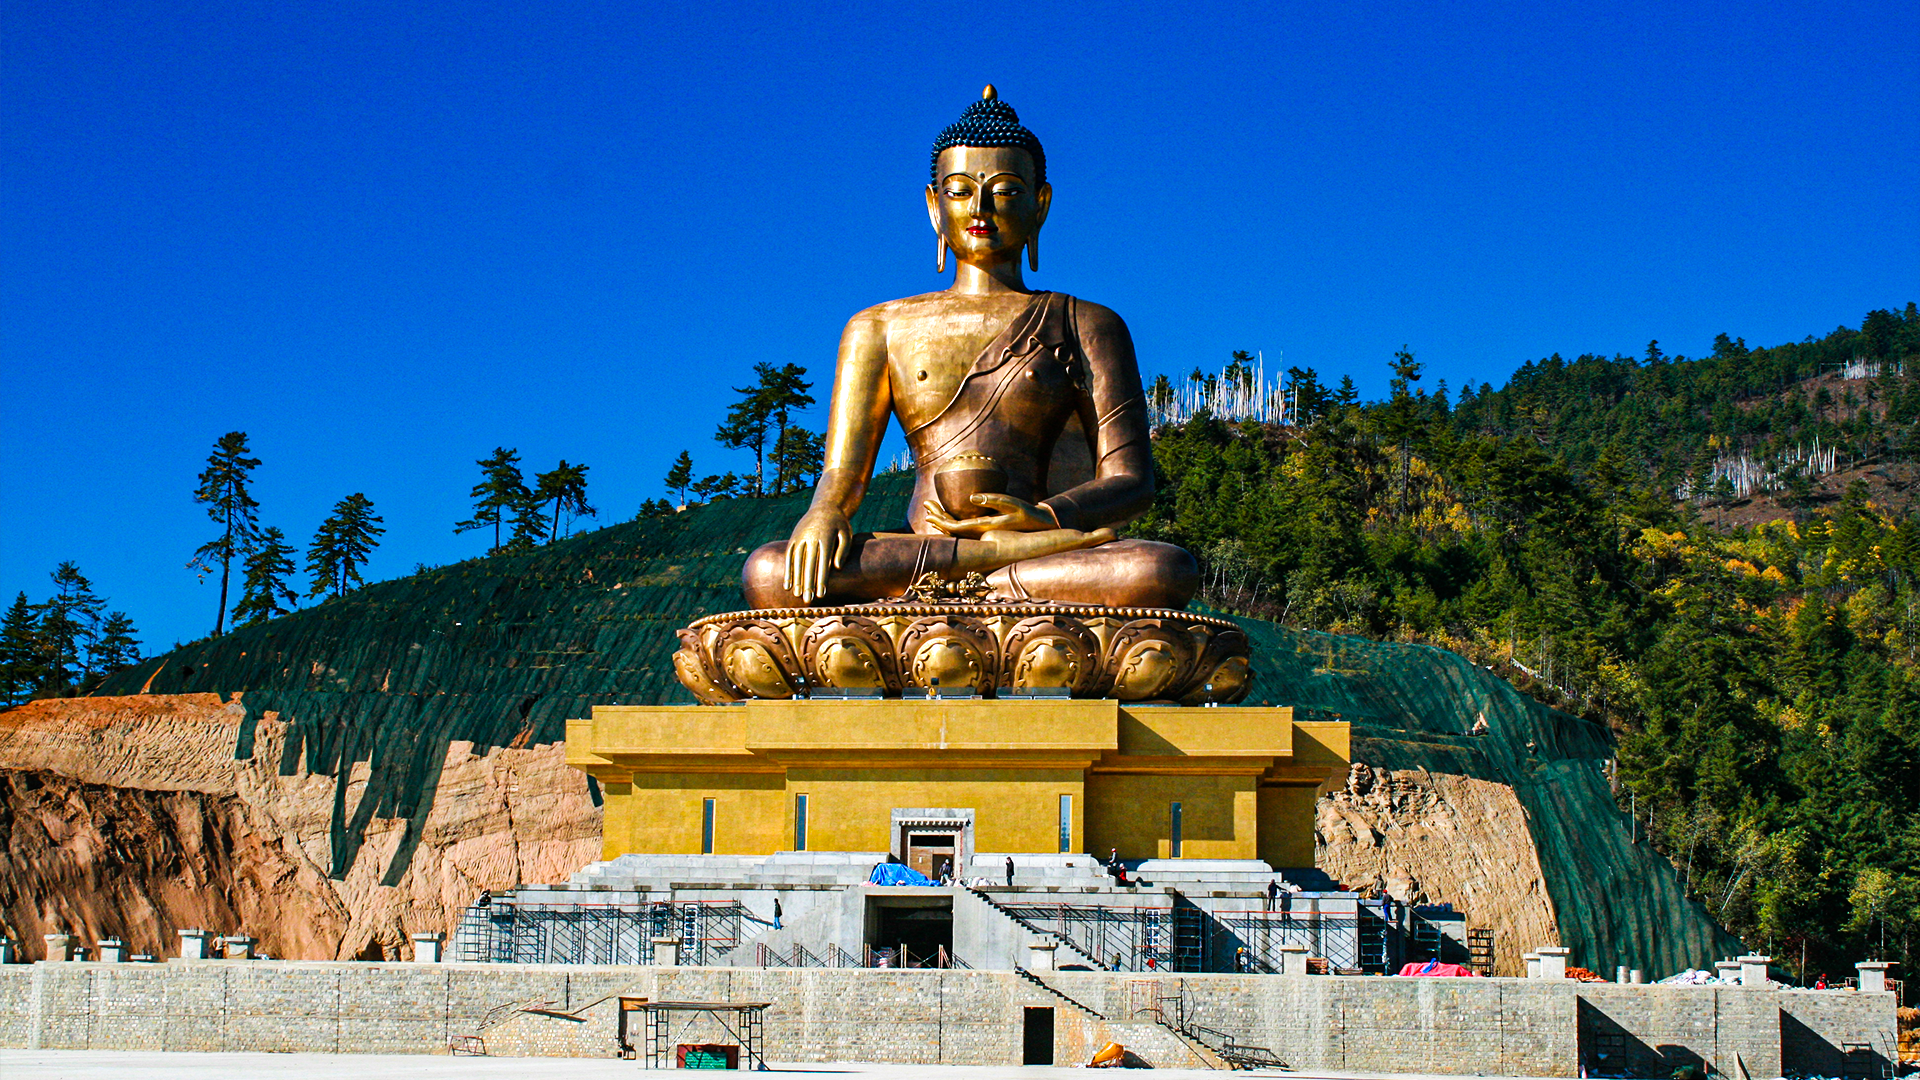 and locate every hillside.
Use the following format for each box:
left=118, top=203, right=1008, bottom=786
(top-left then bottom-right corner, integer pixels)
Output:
left=0, top=471, right=1735, bottom=974
left=1135, top=304, right=1920, bottom=987
left=19, top=308, right=1917, bottom=975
